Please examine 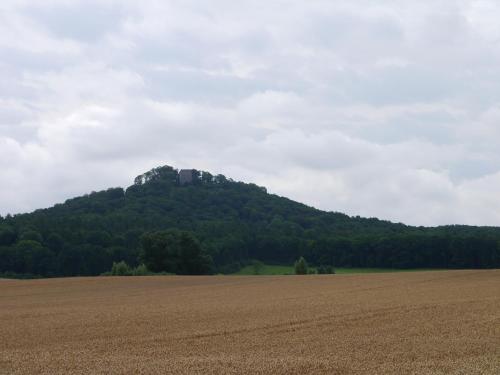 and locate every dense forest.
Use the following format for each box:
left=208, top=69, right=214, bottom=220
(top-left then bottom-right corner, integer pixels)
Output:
left=1, top=165, right=499, bottom=278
